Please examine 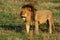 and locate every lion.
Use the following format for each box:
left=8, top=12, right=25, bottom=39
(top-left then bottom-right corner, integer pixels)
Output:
left=20, top=4, right=36, bottom=34
left=20, top=4, right=55, bottom=34
left=35, top=10, right=55, bottom=34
